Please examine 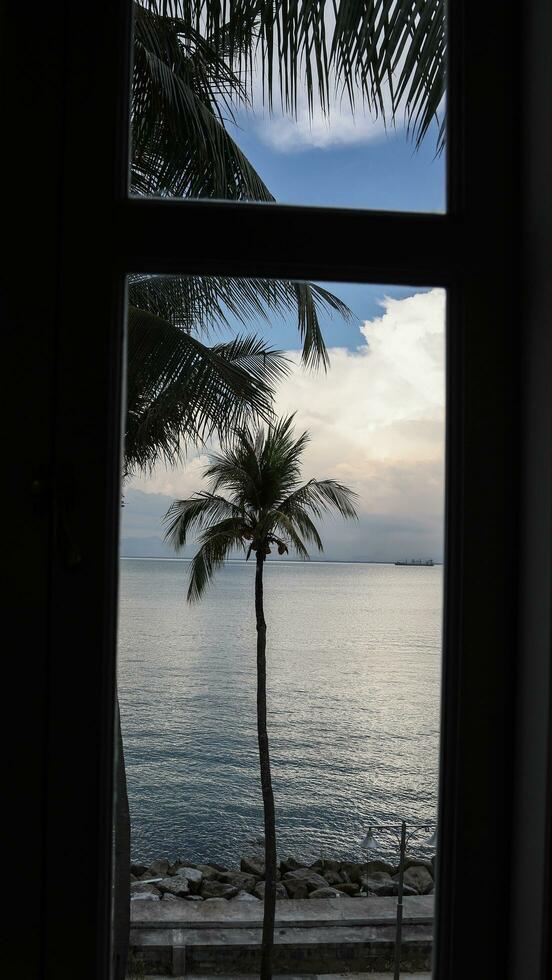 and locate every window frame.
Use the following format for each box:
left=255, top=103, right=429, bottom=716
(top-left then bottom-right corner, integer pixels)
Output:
left=4, top=2, right=550, bottom=978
